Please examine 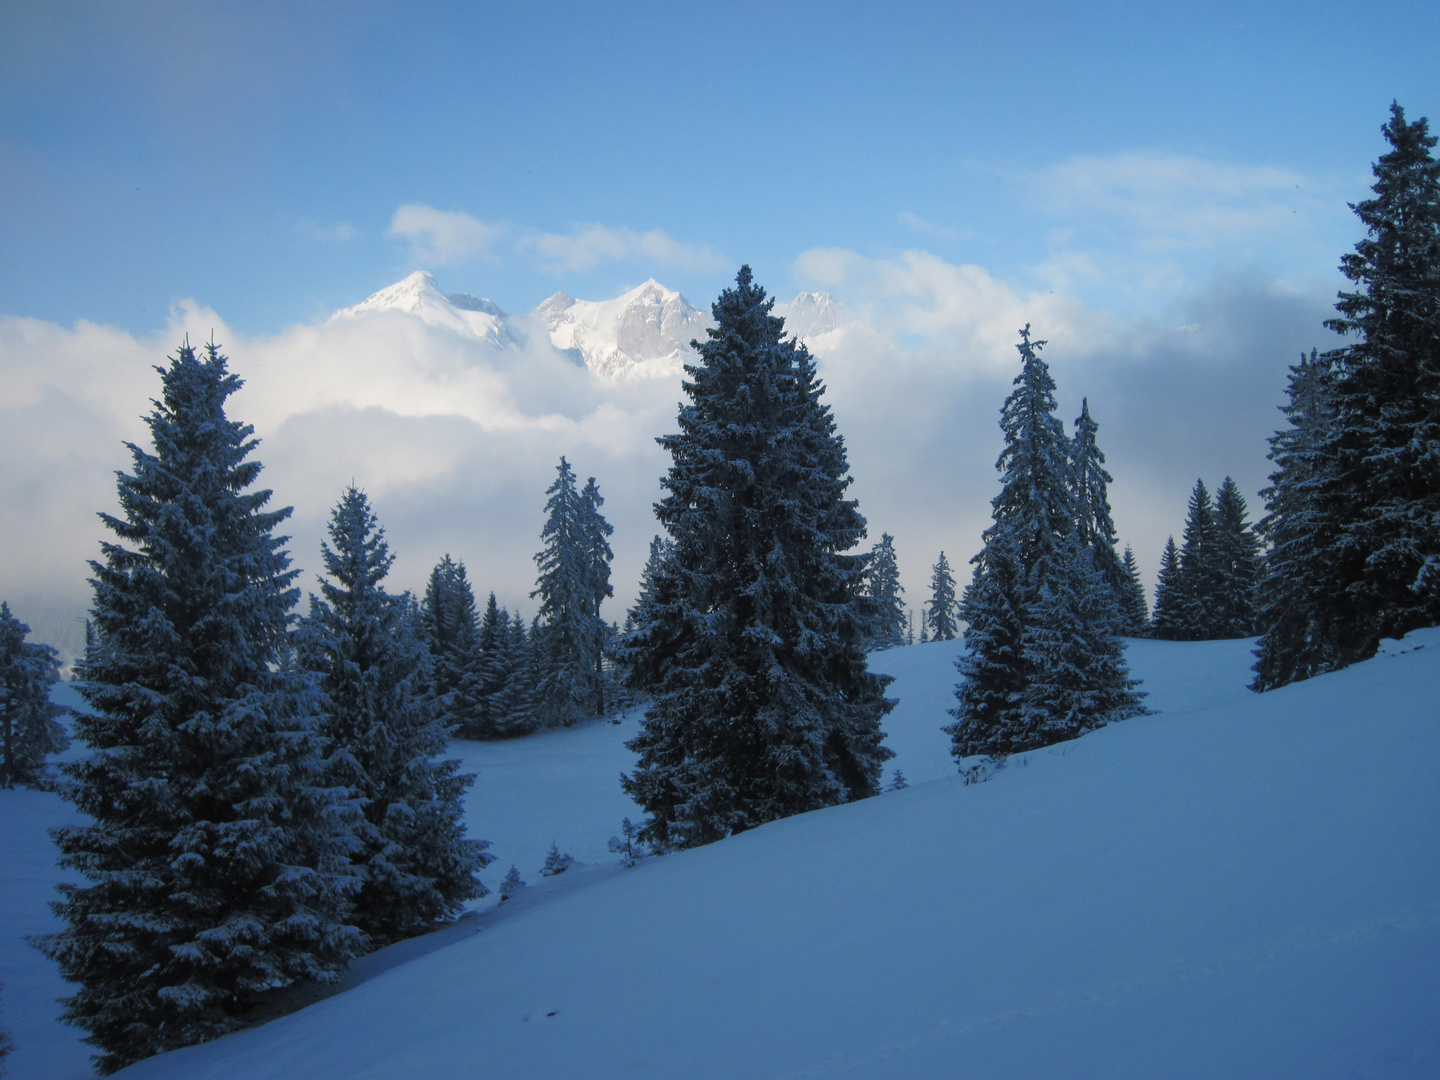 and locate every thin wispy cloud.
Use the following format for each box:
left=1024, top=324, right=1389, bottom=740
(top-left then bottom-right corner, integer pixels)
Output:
left=1040, top=152, right=1326, bottom=250
left=388, top=204, right=505, bottom=265
left=297, top=220, right=361, bottom=243
left=518, top=223, right=728, bottom=274
left=897, top=211, right=968, bottom=242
